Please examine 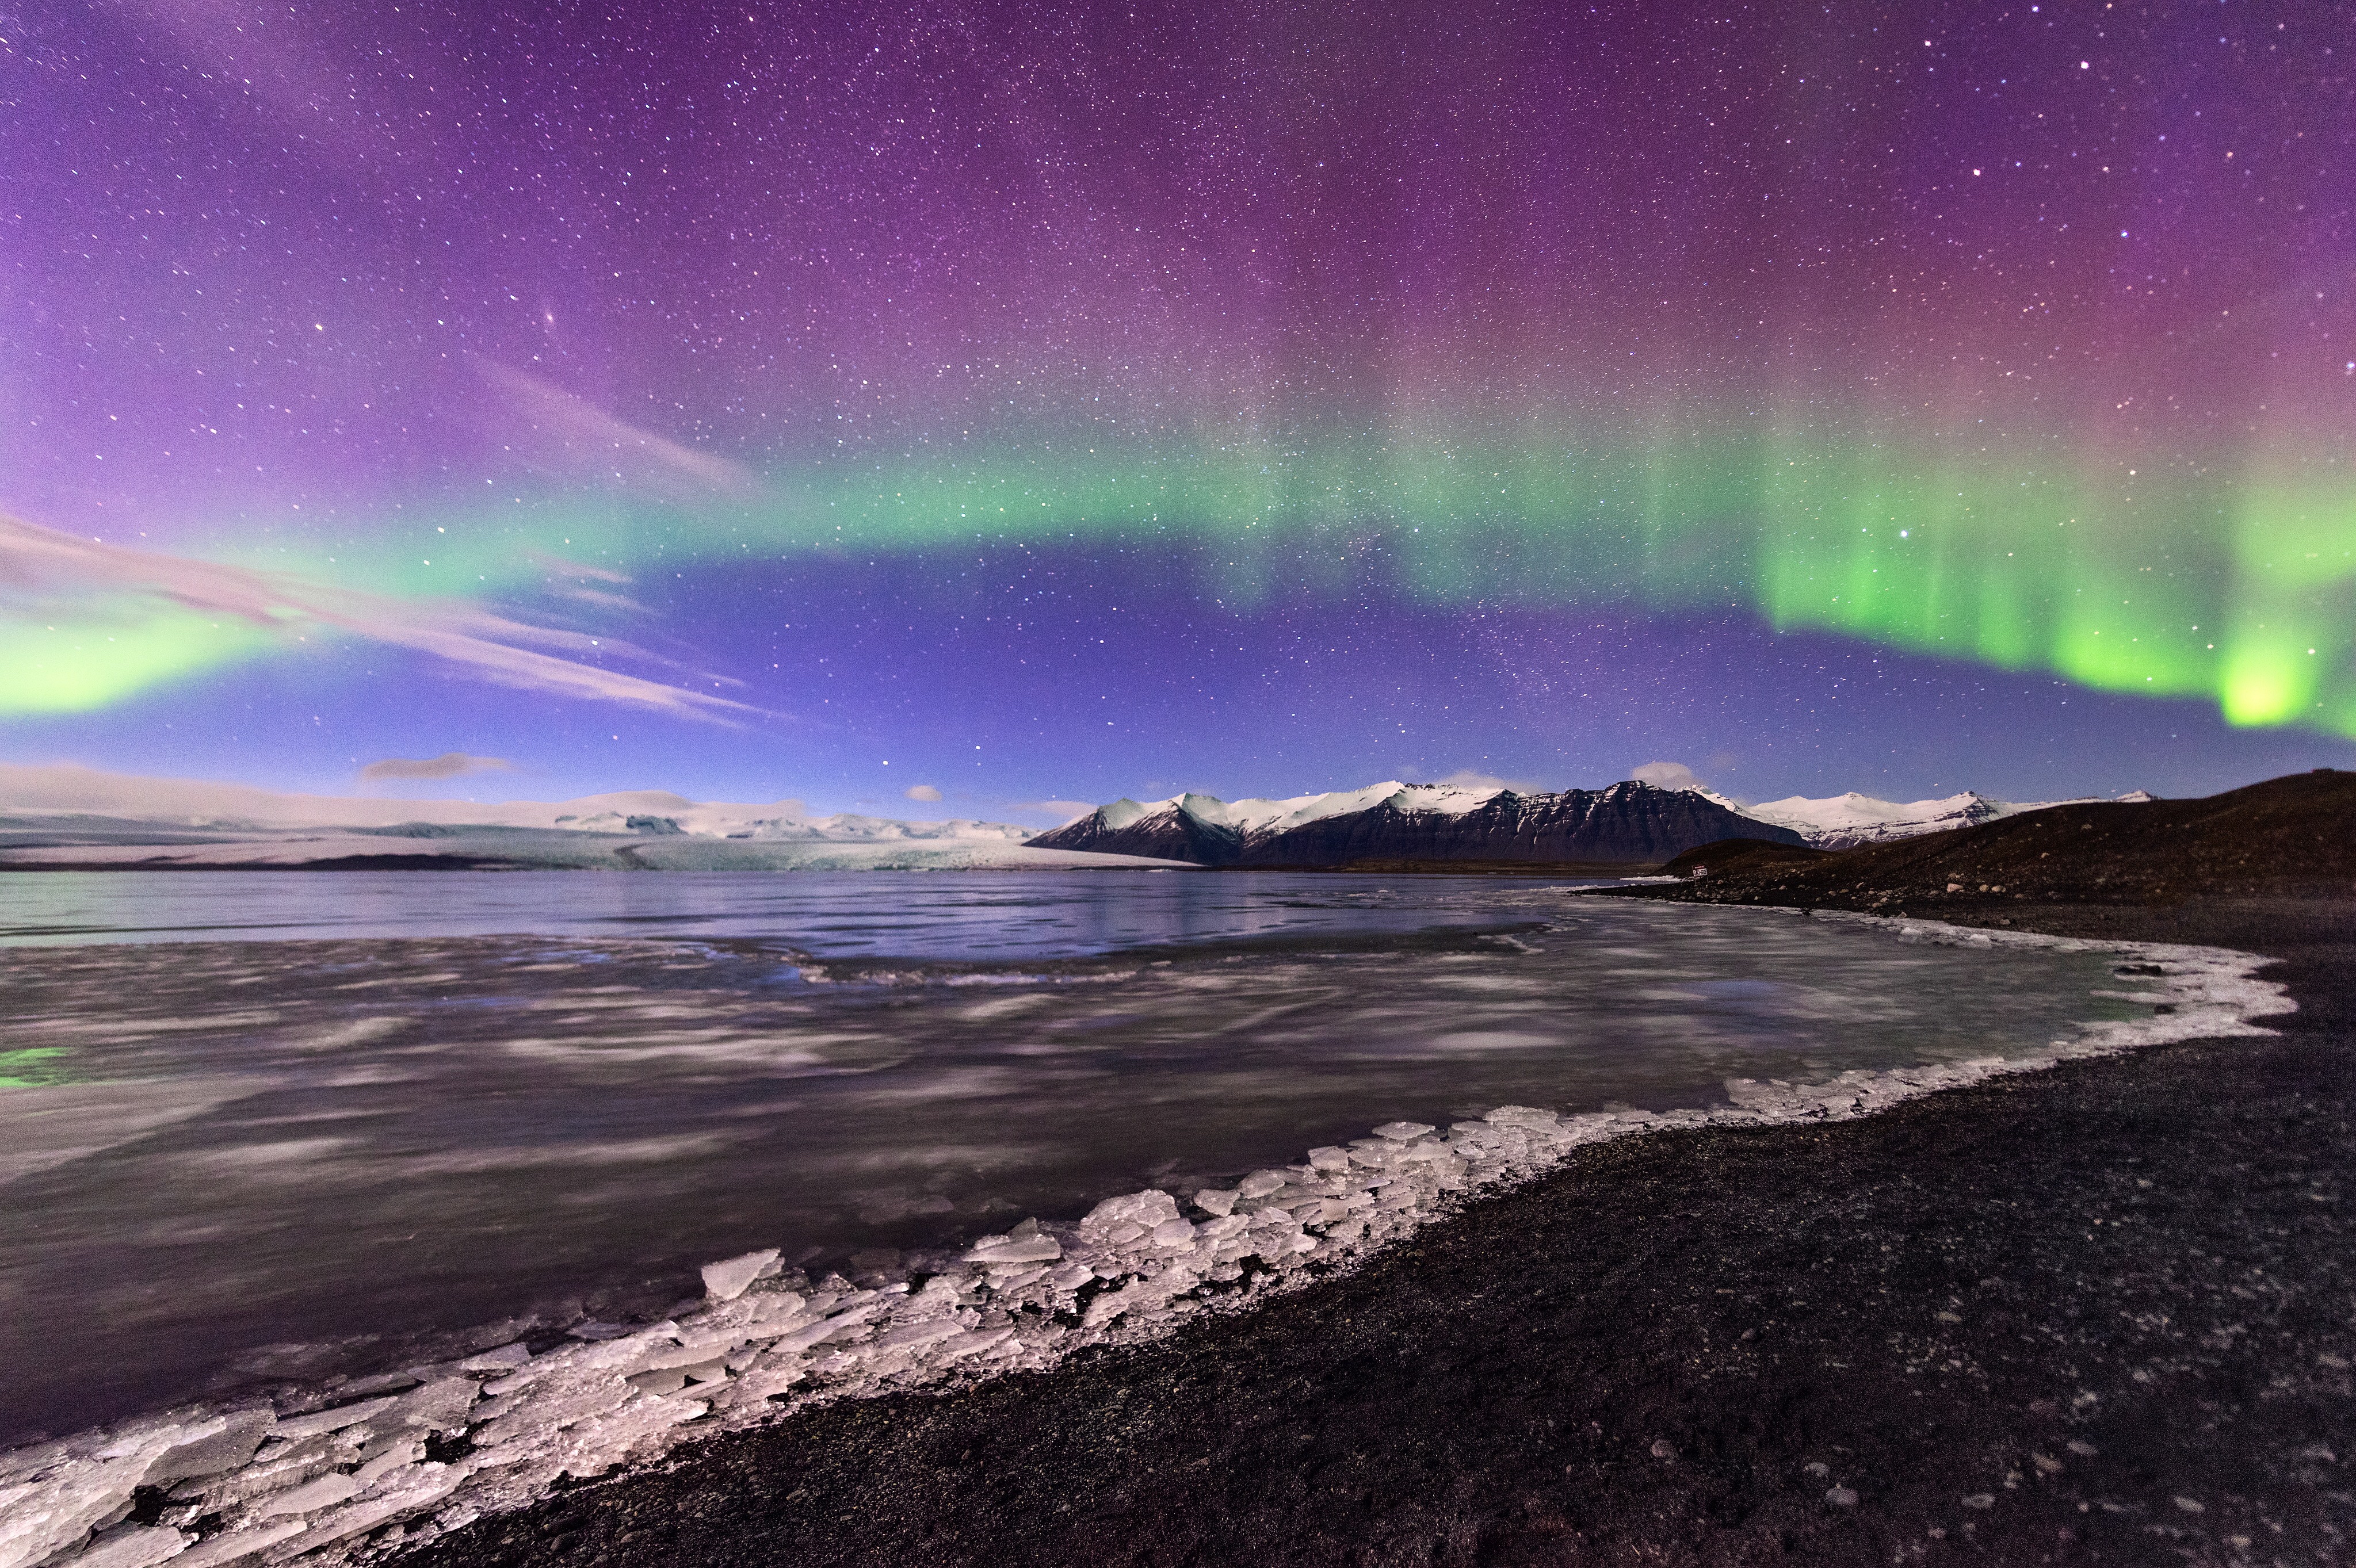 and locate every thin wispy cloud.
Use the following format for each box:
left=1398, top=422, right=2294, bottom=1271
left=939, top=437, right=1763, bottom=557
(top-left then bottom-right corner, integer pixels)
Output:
left=474, top=361, right=763, bottom=506
left=1012, top=799, right=1097, bottom=823
left=358, top=752, right=512, bottom=782
left=1431, top=768, right=1542, bottom=794
left=0, top=512, right=760, bottom=721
